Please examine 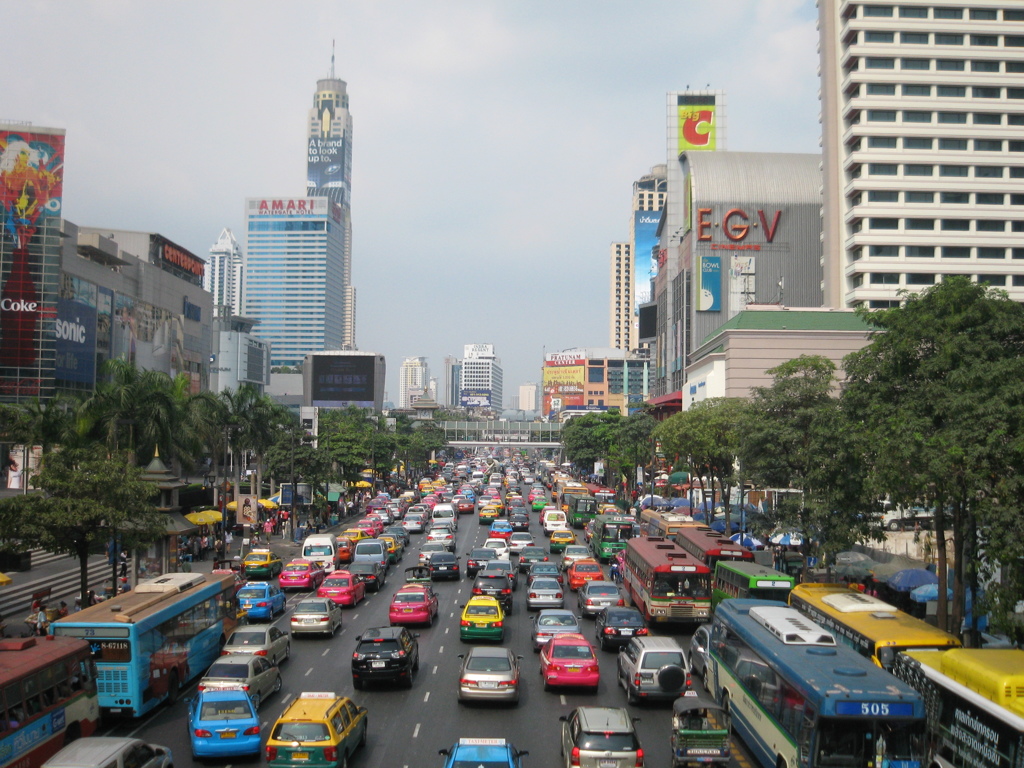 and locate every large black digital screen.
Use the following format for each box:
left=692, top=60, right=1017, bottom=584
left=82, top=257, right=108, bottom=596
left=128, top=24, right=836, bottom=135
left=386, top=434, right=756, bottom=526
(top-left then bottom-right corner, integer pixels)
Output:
left=311, top=355, right=376, bottom=408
